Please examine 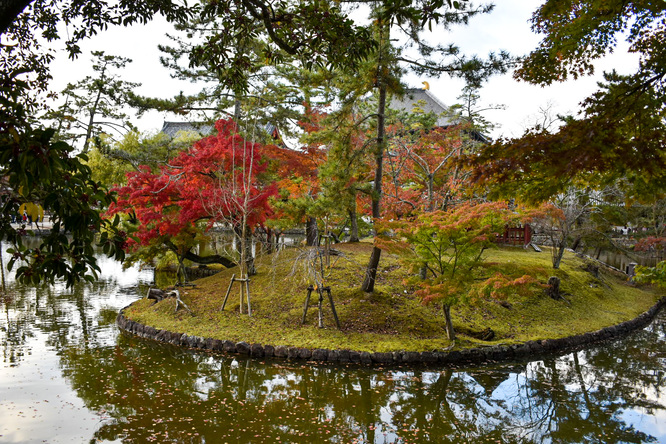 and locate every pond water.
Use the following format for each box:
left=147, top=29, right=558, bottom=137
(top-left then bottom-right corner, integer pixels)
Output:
left=1, top=246, right=665, bottom=443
